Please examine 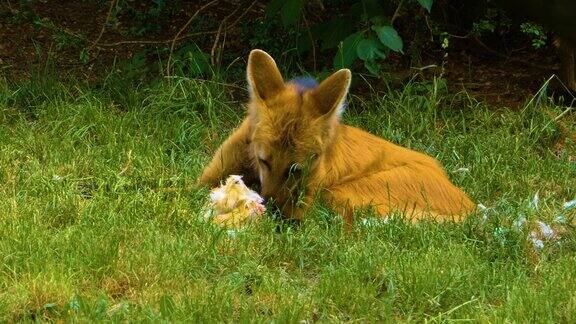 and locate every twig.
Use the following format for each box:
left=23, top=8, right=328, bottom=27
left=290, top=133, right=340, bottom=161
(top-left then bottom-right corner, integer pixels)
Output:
left=95, top=31, right=217, bottom=47
left=87, top=0, right=118, bottom=53
left=303, top=13, right=317, bottom=71
left=166, top=0, right=219, bottom=77
left=52, top=24, right=86, bottom=40
left=473, top=36, right=507, bottom=58
left=211, top=4, right=241, bottom=67
left=228, top=0, right=258, bottom=30
left=35, top=20, right=216, bottom=49
left=17, top=0, right=259, bottom=68
left=424, top=14, right=434, bottom=41
left=467, top=36, right=548, bottom=71
left=218, top=29, right=228, bottom=69
left=445, top=31, right=472, bottom=39
left=211, top=0, right=258, bottom=68
left=390, top=0, right=404, bottom=25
